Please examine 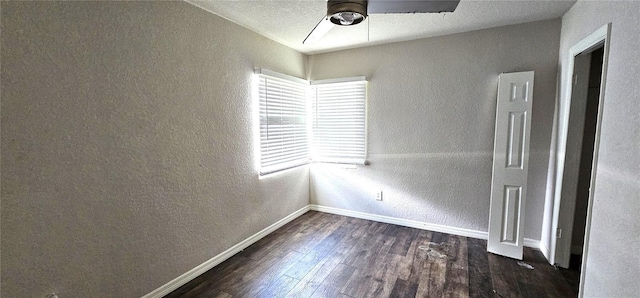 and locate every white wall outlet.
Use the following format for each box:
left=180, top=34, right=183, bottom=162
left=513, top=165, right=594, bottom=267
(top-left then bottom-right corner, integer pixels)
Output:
left=376, top=191, right=383, bottom=201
